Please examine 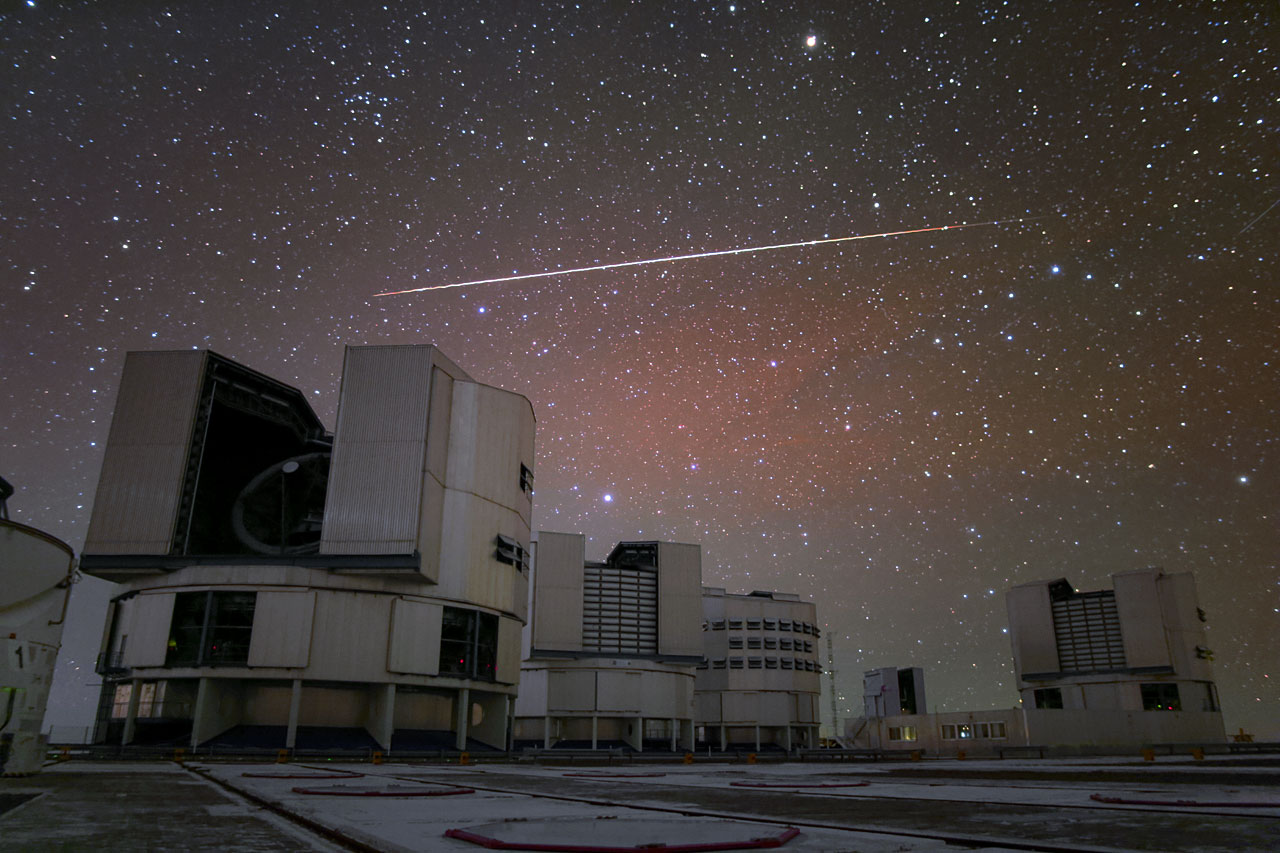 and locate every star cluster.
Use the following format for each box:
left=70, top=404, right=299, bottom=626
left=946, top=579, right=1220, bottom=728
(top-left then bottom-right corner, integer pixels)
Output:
left=3, top=2, right=1275, bottom=736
